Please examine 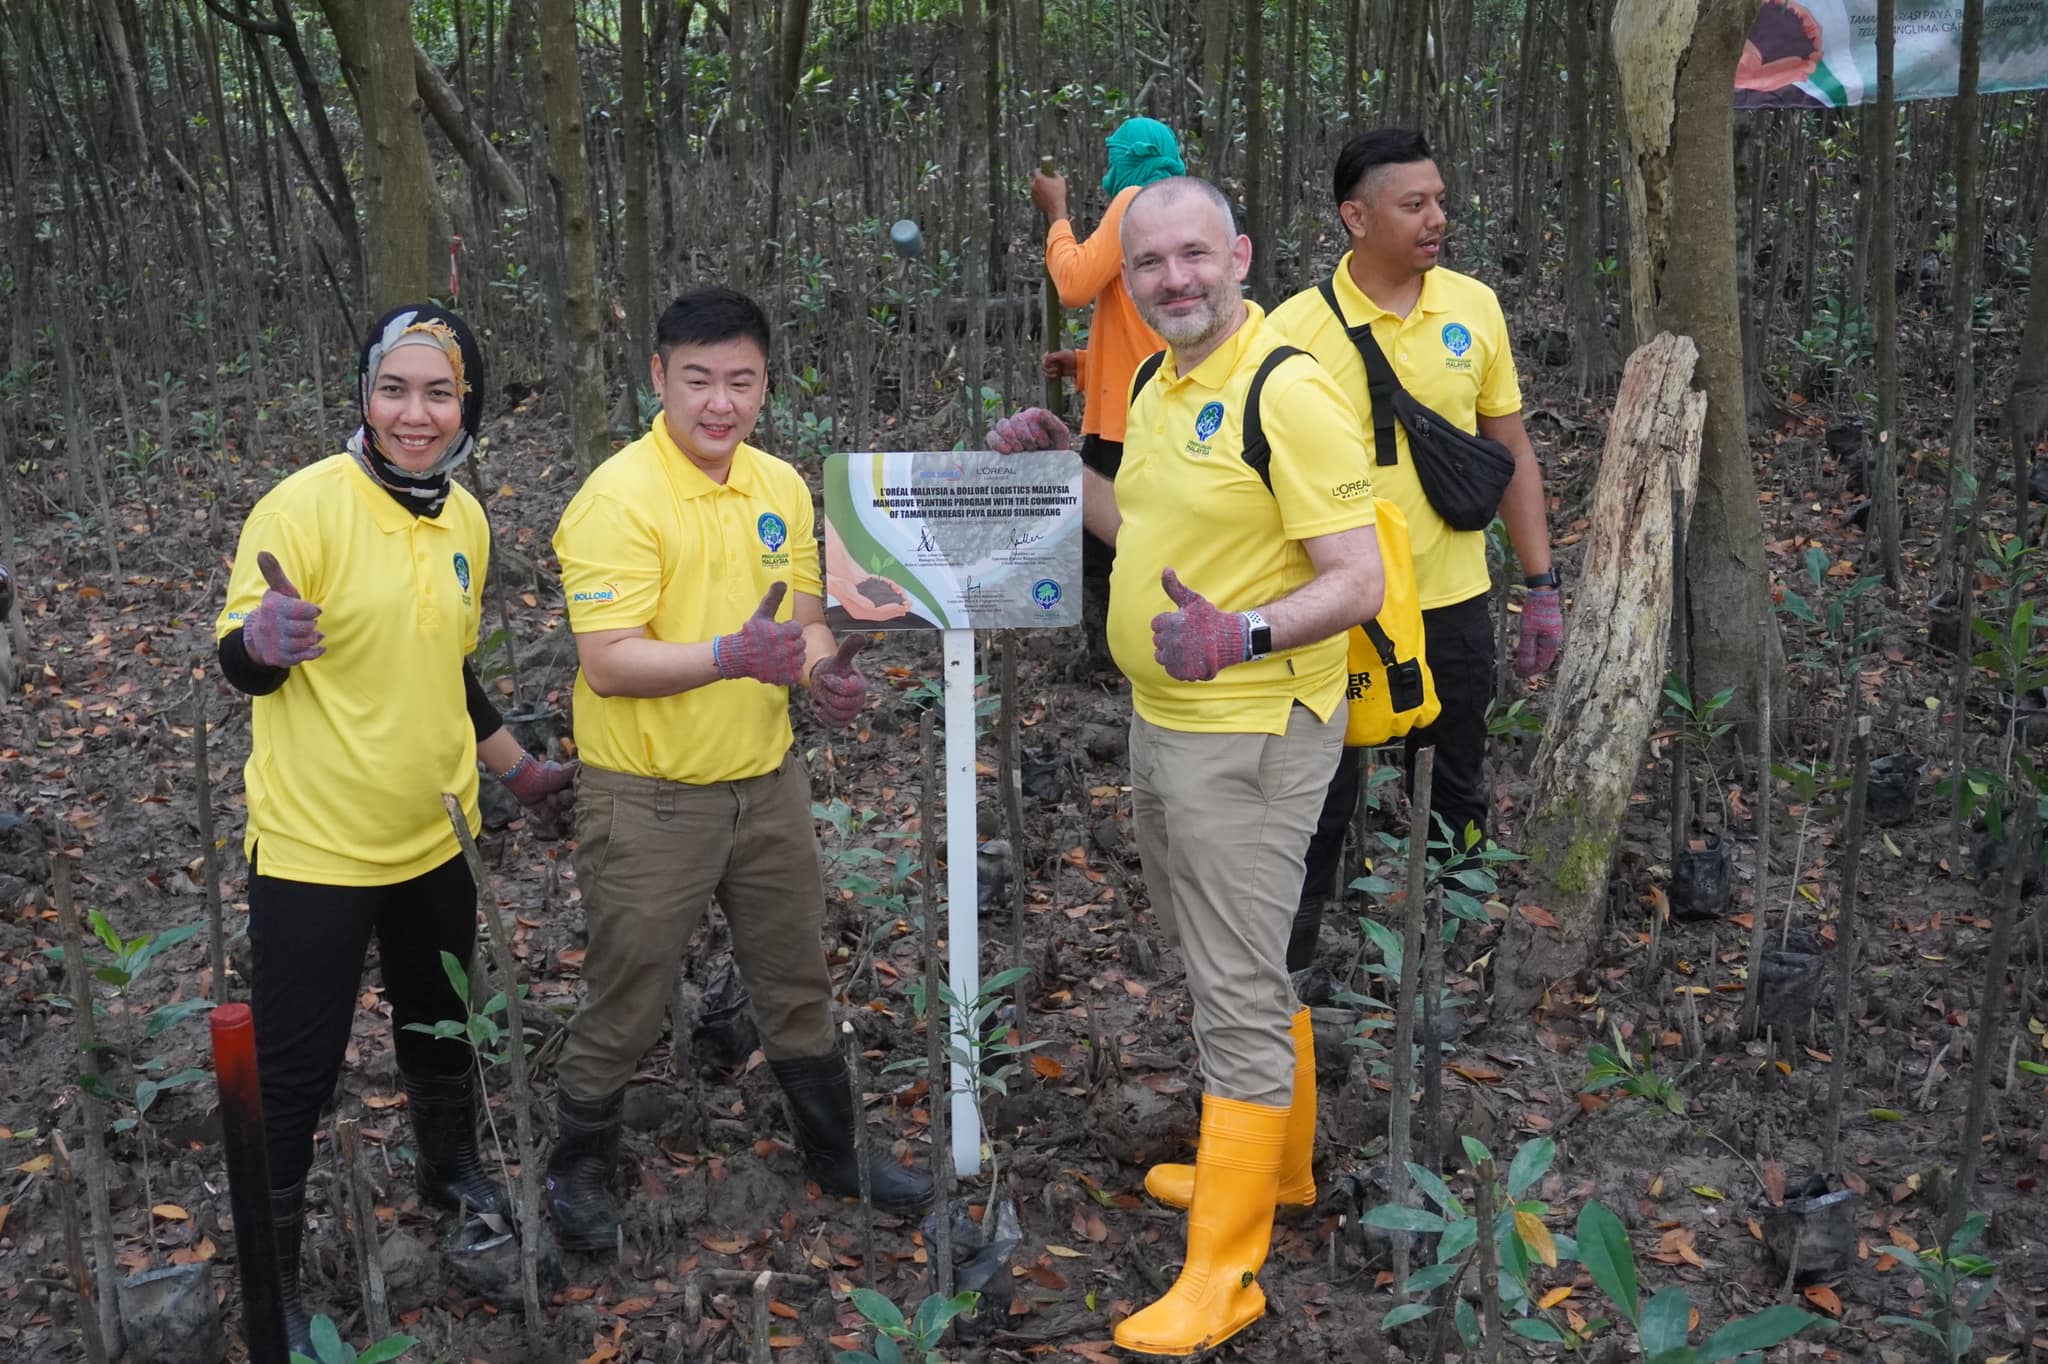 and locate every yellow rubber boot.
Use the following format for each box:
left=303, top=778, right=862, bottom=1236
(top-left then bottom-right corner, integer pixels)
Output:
left=1116, top=1094, right=1287, bottom=1355
left=1144, top=1008, right=1316, bottom=1210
